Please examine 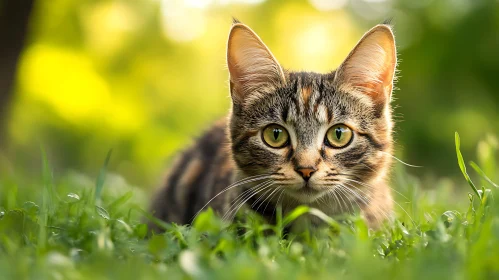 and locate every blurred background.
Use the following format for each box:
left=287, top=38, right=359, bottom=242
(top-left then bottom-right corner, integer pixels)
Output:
left=0, top=0, right=498, bottom=190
